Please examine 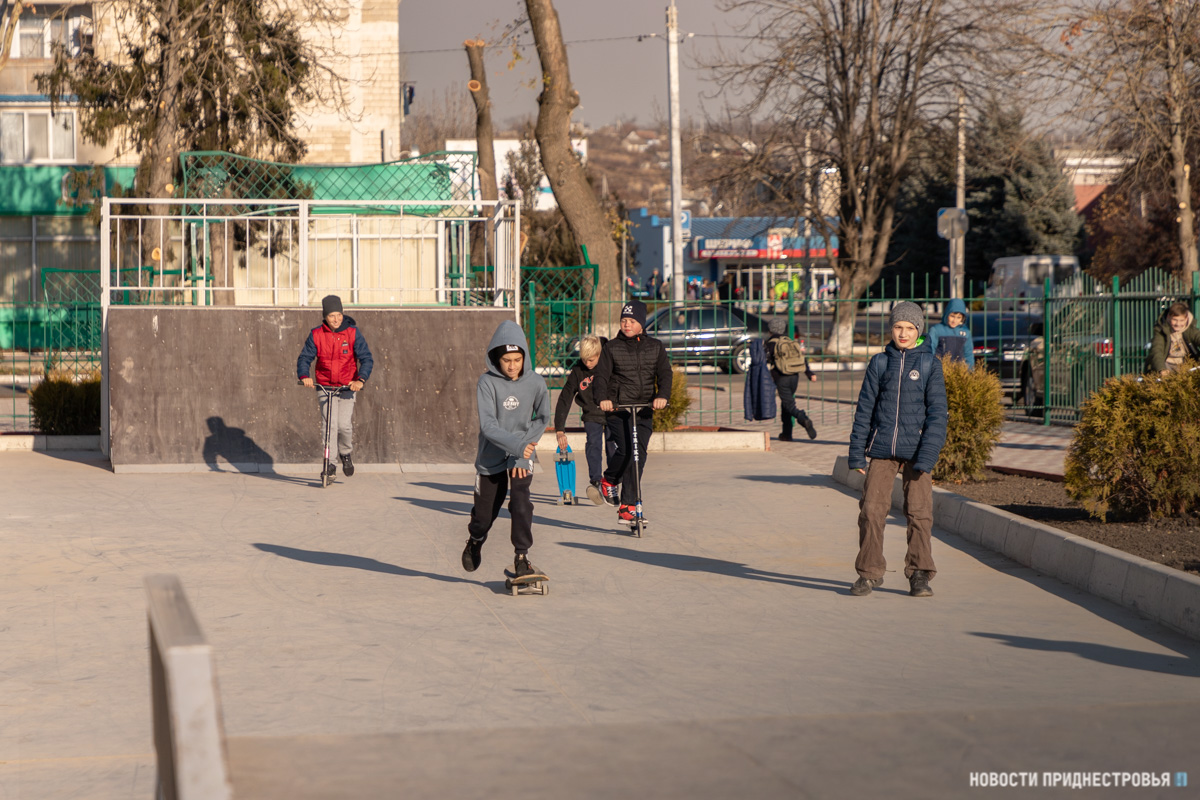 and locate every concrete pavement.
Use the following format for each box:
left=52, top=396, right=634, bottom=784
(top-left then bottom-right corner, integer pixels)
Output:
left=1, top=447, right=1195, bottom=798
